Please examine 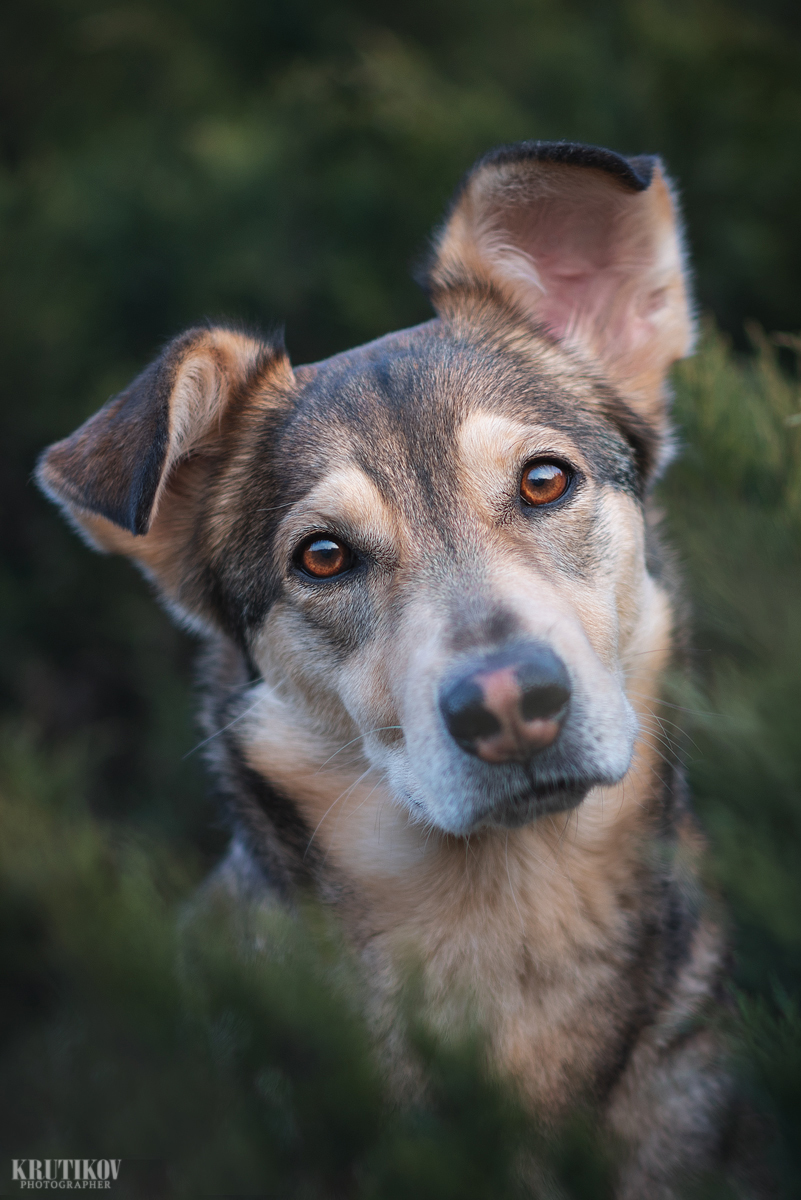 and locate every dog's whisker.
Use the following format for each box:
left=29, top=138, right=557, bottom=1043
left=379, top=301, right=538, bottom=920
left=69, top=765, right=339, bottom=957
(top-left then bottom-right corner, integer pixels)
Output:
left=627, top=688, right=724, bottom=720
left=636, top=713, right=694, bottom=761
left=335, top=778, right=387, bottom=842
left=314, top=727, right=403, bottom=773
left=630, top=739, right=678, bottom=780
left=505, top=830, right=526, bottom=933
left=636, top=708, right=683, bottom=740
left=183, top=690, right=271, bottom=758
left=304, top=766, right=376, bottom=858
left=327, top=771, right=384, bottom=852
left=255, top=500, right=297, bottom=512
left=422, top=821, right=441, bottom=854
left=621, top=646, right=679, bottom=661
left=636, top=719, right=681, bottom=758
left=548, top=811, right=574, bottom=863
